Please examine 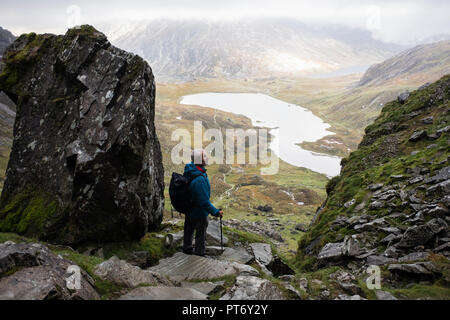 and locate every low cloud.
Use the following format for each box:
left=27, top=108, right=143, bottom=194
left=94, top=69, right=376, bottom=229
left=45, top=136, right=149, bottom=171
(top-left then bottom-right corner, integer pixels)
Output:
left=1, top=0, right=449, bottom=45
